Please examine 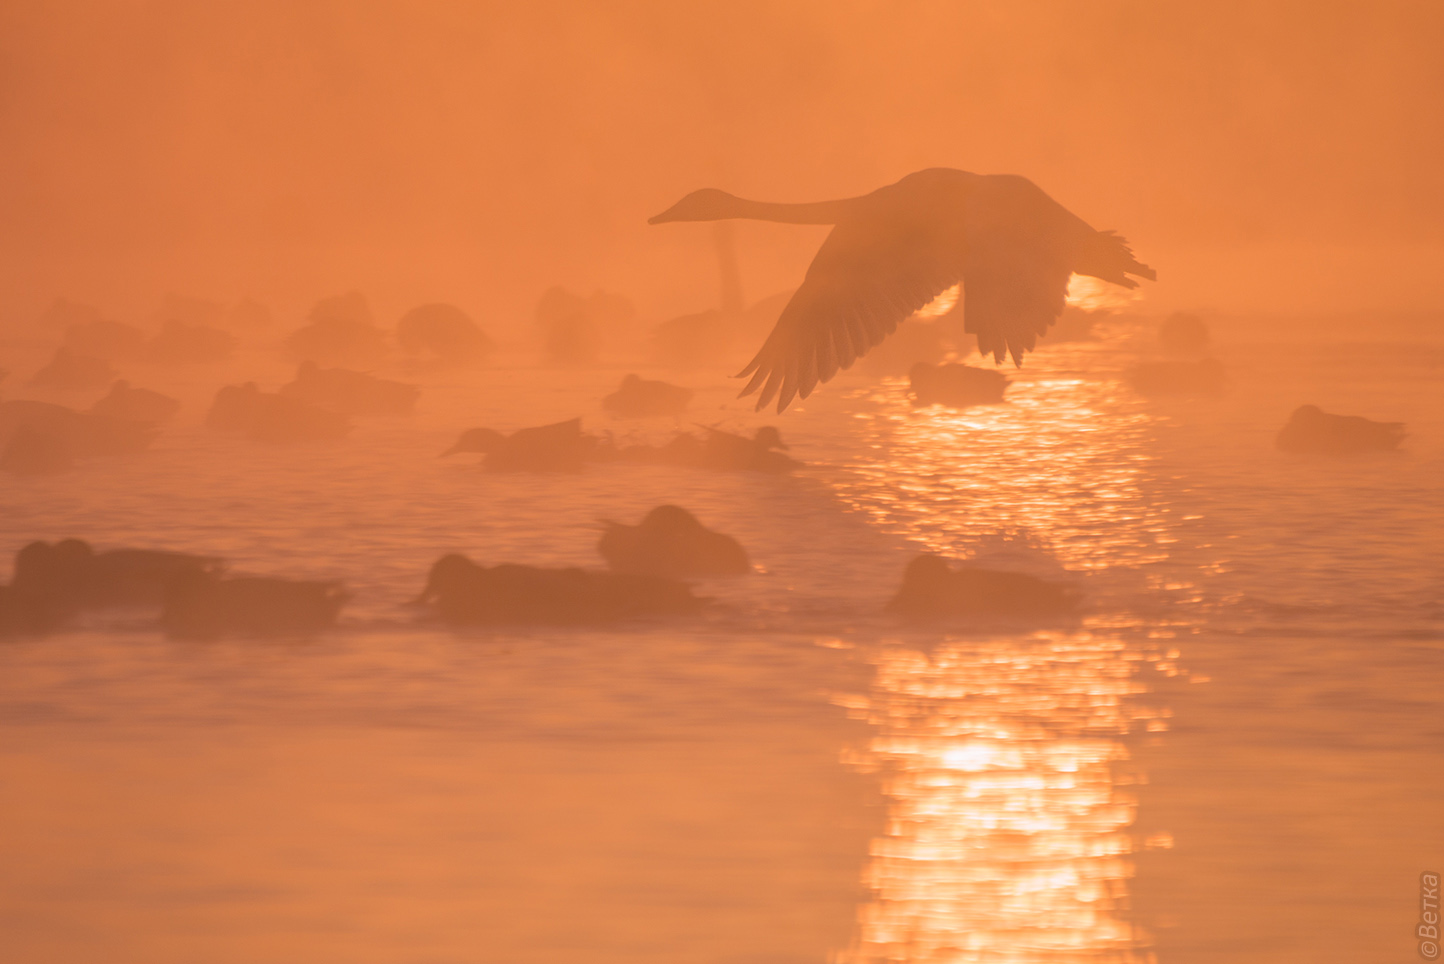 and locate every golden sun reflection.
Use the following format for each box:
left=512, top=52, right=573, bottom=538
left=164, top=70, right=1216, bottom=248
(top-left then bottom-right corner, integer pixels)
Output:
left=827, top=337, right=1176, bottom=962
left=1065, top=275, right=1142, bottom=313
left=917, top=284, right=963, bottom=320
left=833, top=341, right=1170, bottom=571
left=833, top=634, right=1160, bottom=964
